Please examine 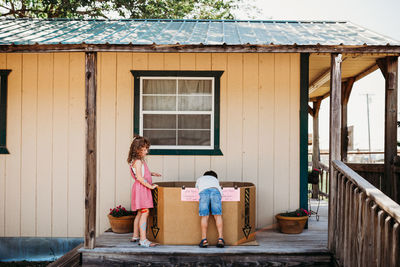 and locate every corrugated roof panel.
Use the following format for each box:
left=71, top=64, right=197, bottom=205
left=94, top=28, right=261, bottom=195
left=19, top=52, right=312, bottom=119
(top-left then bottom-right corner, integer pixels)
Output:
left=236, top=21, right=259, bottom=44
left=117, top=20, right=155, bottom=44
left=221, top=21, right=241, bottom=44
left=154, top=21, right=185, bottom=44
left=100, top=20, right=143, bottom=44
left=203, top=21, right=223, bottom=44
left=0, top=19, right=398, bottom=46
left=187, top=21, right=210, bottom=44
